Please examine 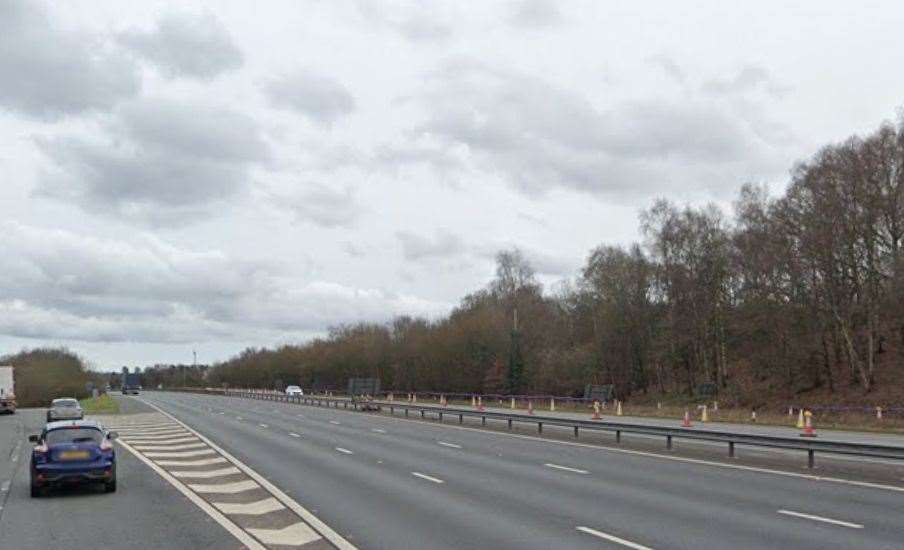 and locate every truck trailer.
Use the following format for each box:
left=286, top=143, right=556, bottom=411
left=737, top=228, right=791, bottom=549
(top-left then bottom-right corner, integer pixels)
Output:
left=0, top=366, right=16, bottom=414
